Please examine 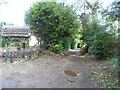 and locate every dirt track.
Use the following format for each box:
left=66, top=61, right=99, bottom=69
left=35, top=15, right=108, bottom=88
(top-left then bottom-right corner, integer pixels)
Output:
left=0, top=49, right=99, bottom=88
